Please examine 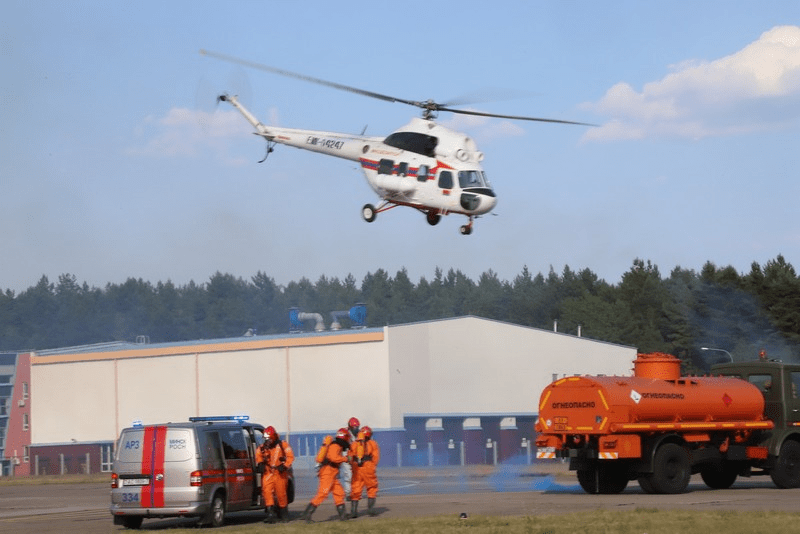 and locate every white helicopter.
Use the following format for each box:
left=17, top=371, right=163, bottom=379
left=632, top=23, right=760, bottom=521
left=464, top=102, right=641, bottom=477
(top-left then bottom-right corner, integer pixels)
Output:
left=201, top=50, right=592, bottom=235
